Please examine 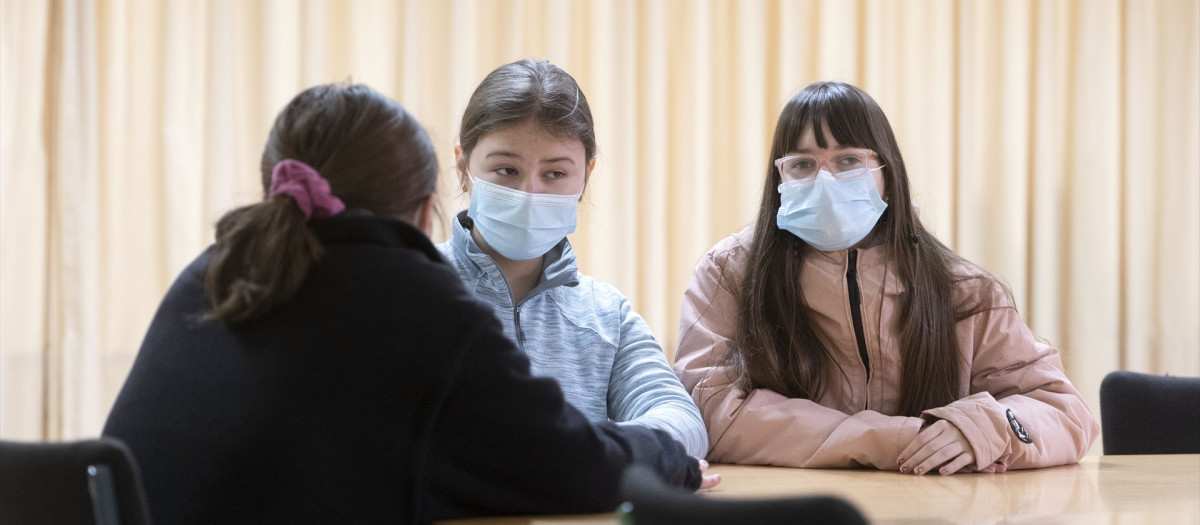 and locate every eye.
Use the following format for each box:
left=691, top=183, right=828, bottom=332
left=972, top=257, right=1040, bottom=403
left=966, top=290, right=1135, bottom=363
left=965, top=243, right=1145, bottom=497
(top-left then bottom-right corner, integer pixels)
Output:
left=793, top=158, right=816, bottom=170
left=545, top=170, right=569, bottom=180
left=836, top=155, right=864, bottom=167
left=493, top=166, right=518, bottom=177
